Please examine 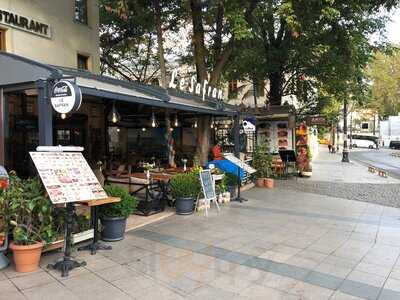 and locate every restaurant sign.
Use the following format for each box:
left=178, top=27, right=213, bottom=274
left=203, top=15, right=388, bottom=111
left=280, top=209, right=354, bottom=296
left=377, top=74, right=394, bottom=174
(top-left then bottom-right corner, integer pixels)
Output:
left=307, top=115, right=327, bottom=126
left=169, top=68, right=224, bottom=101
left=0, top=9, right=51, bottom=38
left=51, top=80, right=82, bottom=114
